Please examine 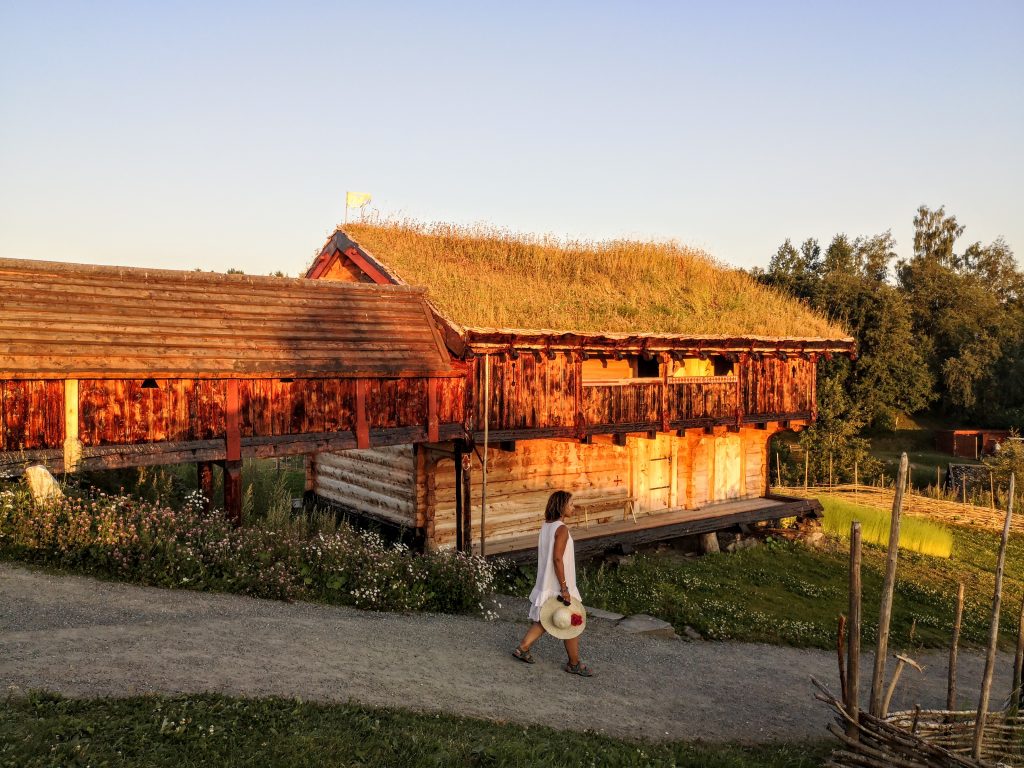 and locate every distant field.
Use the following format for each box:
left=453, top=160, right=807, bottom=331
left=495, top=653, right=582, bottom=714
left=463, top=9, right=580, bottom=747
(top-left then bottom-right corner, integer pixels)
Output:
left=819, top=496, right=954, bottom=558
